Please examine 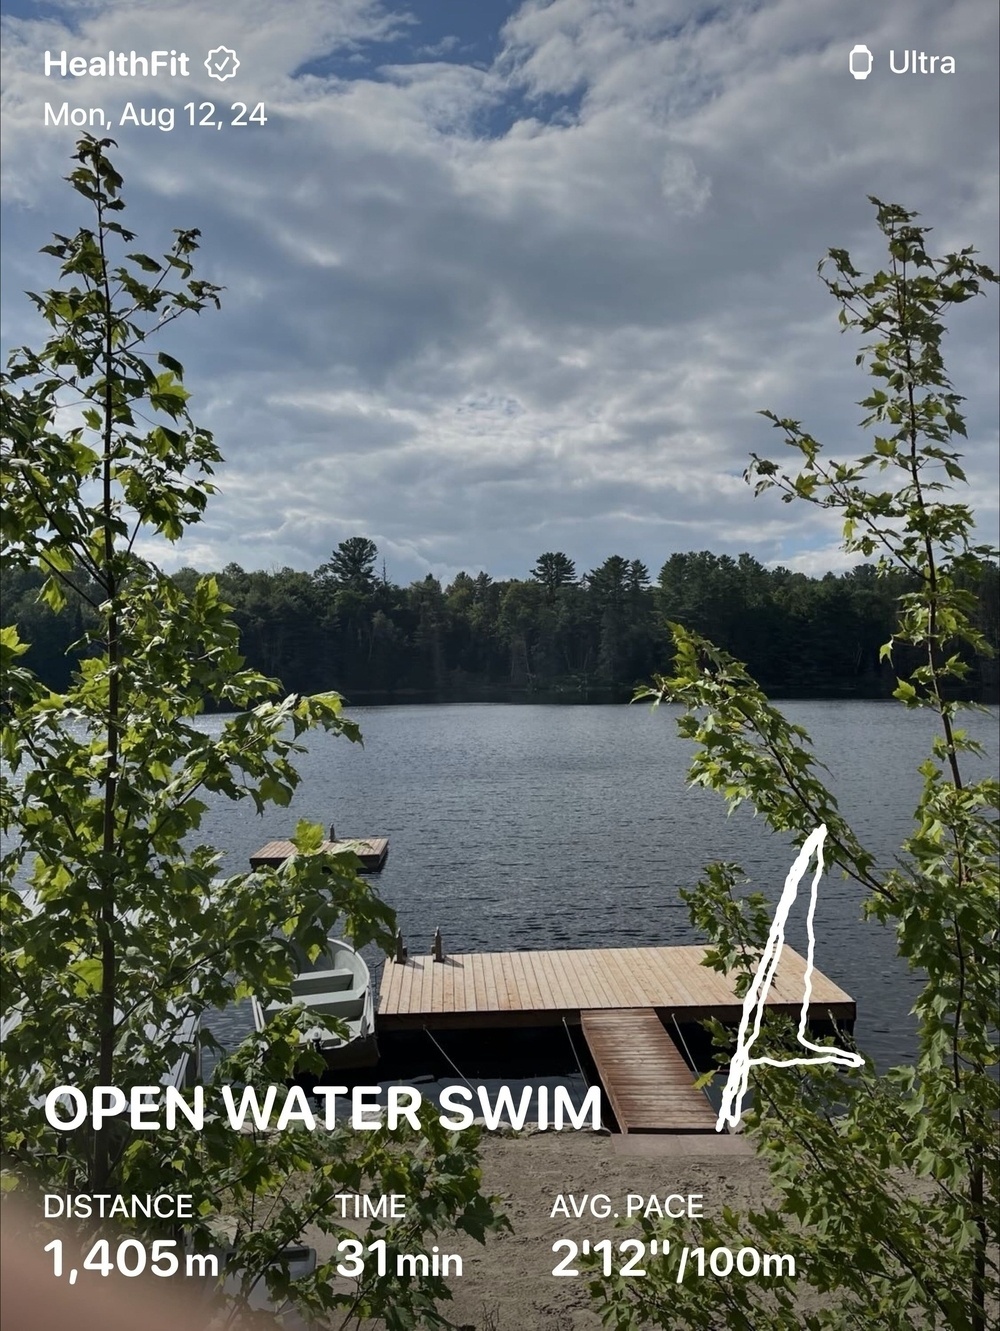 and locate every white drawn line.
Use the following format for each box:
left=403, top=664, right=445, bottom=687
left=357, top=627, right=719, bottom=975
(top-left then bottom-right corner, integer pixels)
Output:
left=716, top=823, right=864, bottom=1132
